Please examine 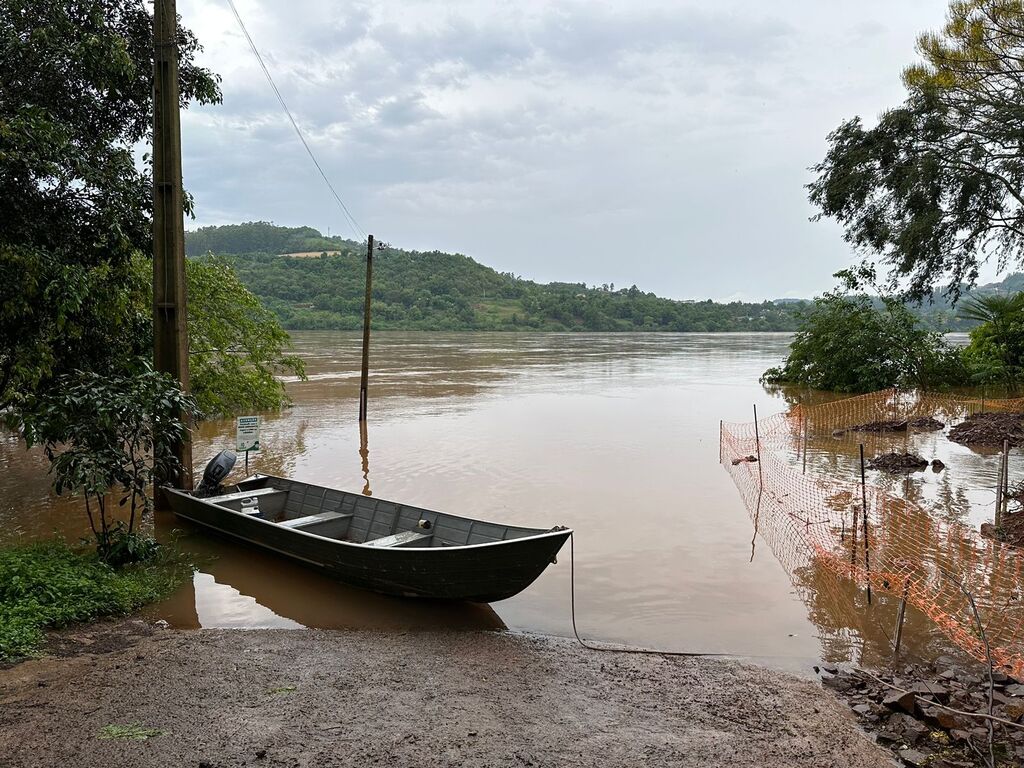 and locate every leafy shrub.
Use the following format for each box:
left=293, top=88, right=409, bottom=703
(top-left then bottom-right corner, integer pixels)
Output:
left=19, top=367, right=198, bottom=563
